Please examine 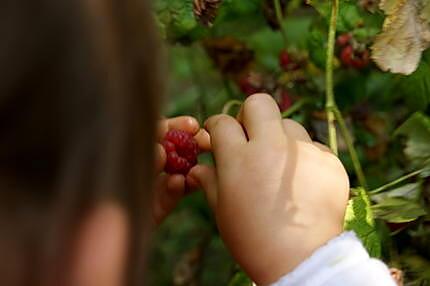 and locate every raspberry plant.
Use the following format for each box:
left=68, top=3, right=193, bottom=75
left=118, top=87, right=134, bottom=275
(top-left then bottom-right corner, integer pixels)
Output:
left=152, top=0, right=430, bottom=285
